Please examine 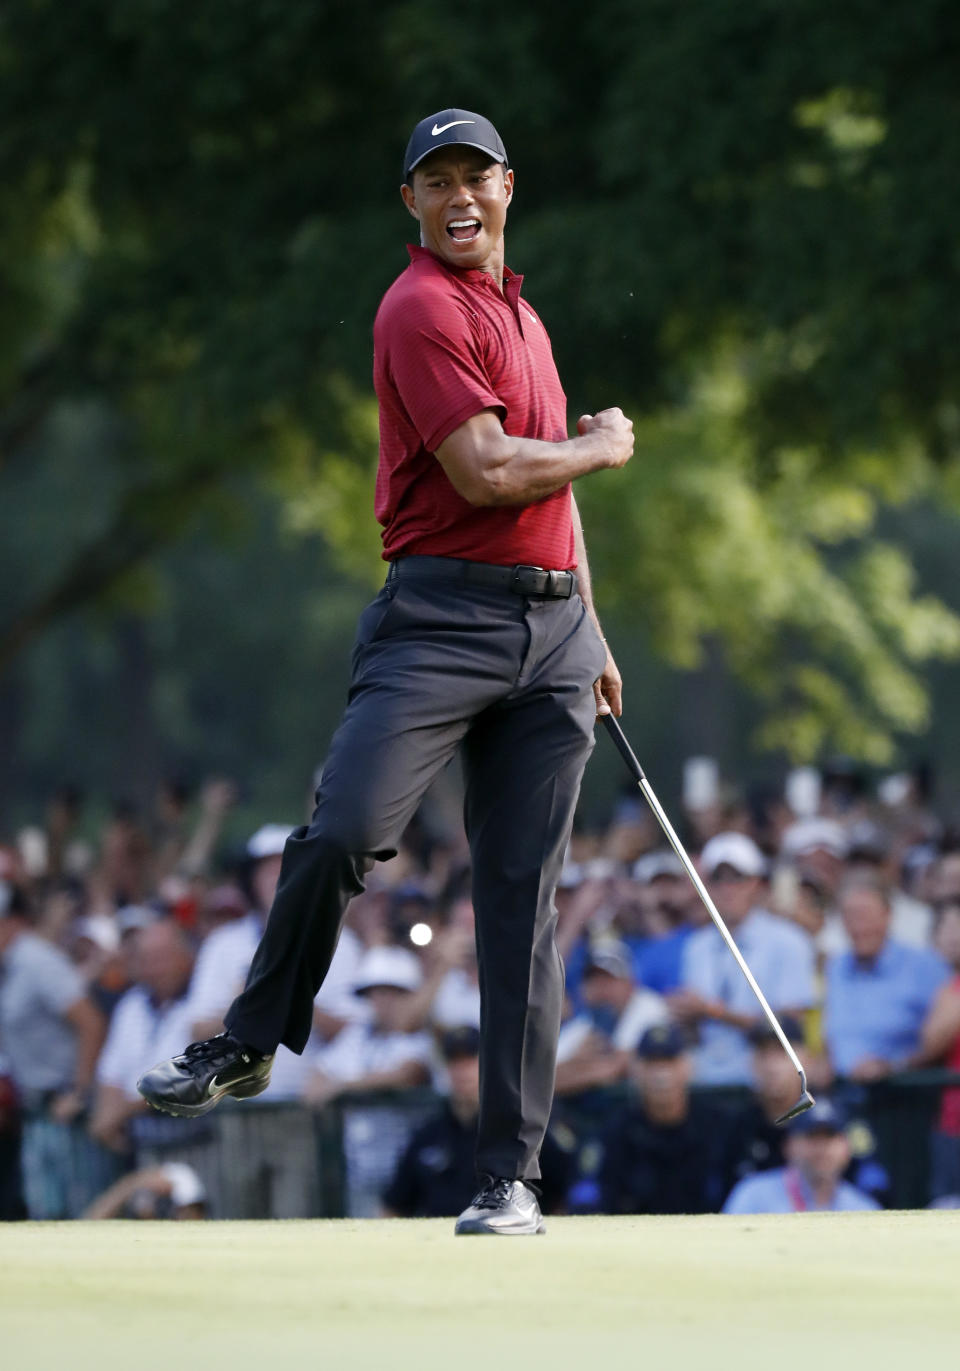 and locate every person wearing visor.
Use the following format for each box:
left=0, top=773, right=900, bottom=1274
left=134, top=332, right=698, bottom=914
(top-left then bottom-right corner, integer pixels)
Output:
left=138, top=108, right=634, bottom=1236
